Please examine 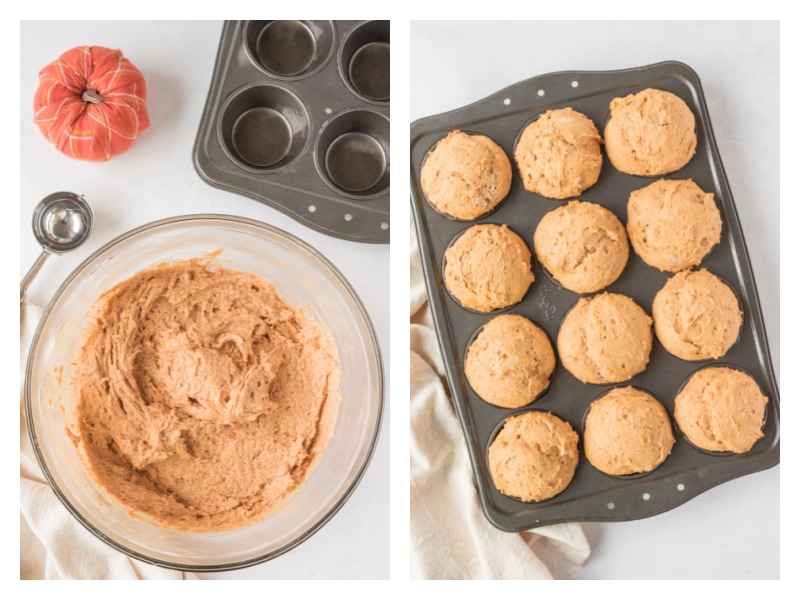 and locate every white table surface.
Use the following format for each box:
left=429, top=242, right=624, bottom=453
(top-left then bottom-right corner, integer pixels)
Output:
left=20, top=20, right=389, bottom=580
left=411, top=21, right=780, bottom=580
